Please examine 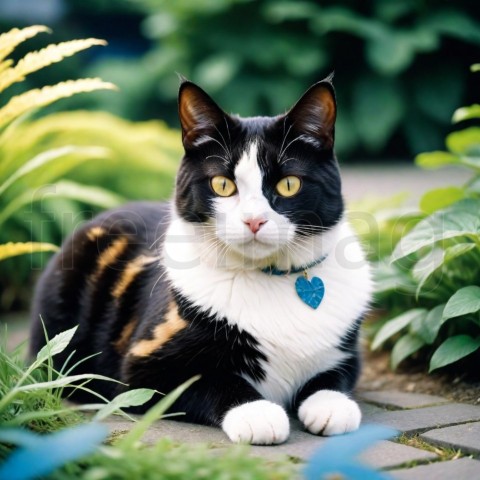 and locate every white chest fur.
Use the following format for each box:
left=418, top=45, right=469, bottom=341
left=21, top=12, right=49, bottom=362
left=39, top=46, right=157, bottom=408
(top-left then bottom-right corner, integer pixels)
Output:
left=163, top=217, right=372, bottom=407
